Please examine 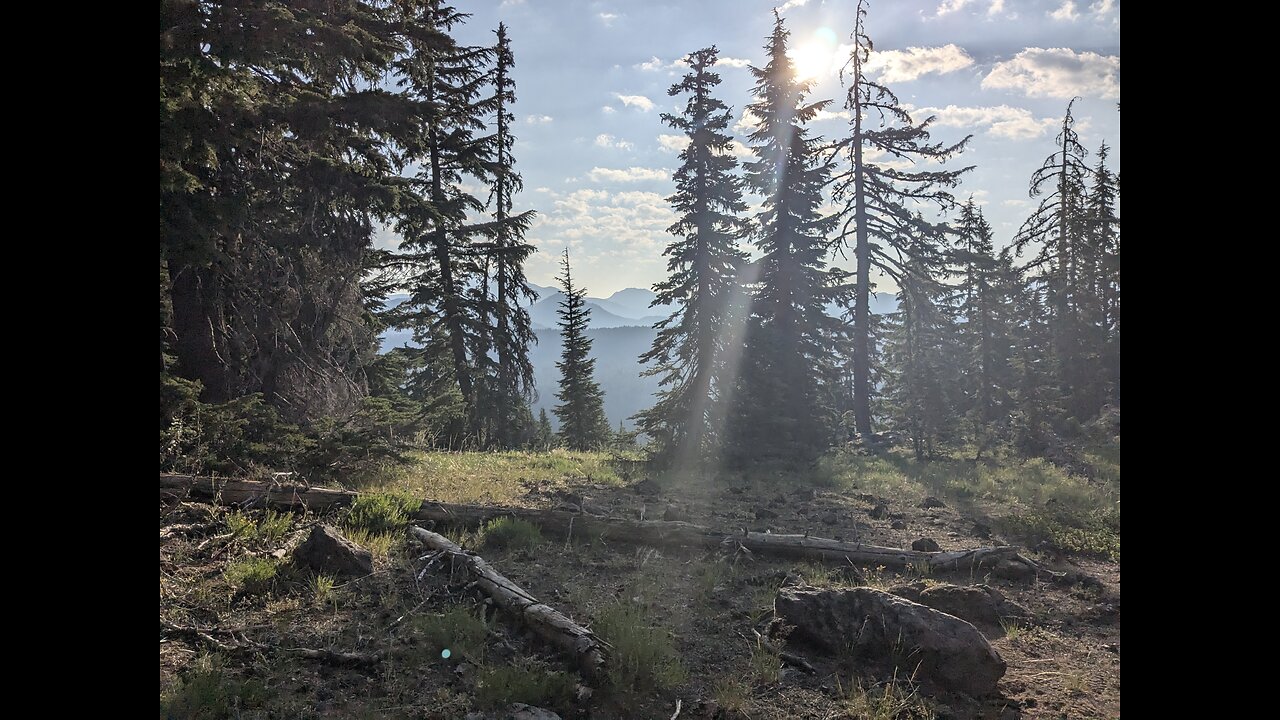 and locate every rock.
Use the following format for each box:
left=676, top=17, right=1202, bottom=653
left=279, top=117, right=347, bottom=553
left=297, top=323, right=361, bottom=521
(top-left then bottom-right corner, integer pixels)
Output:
left=664, top=505, right=690, bottom=522
left=919, top=496, right=946, bottom=509
left=855, top=493, right=878, bottom=503
left=771, top=493, right=789, bottom=506
left=290, top=525, right=372, bottom=578
left=821, top=511, right=839, bottom=525
left=755, top=507, right=779, bottom=520
left=632, top=478, right=661, bottom=497
left=947, top=532, right=960, bottom=538
left=869, top=503, right=890, bottom=519
left=971, top=521, right=992, bottom=539
left=890, top=519, right=907, bottom=530
left=912, top=537, right=941, bottom=552
left=775, top=585, right=1005, bottom=695
left=992, top=559, right=1035, bottom=581
left=889, top=583, right=1030, bottom=631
